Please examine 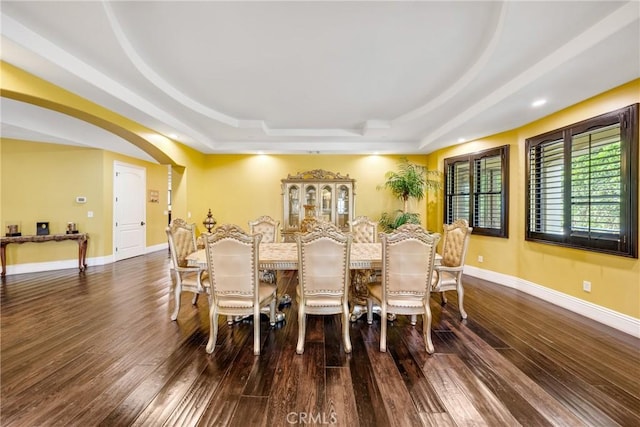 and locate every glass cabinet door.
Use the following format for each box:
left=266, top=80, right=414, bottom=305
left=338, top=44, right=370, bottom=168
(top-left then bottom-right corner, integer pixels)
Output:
left=320, top=185, right=333, bottom=222
left=288, top=185, right=300, bottom=228
left=304, top=185, right=318, bottom=217
left=337, top=184, right=350, bottom=229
